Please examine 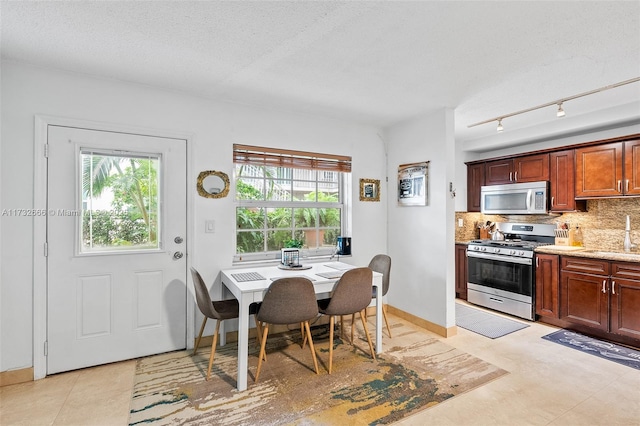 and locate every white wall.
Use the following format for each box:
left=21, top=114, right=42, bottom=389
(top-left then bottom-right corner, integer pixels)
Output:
left=0, top=60, right=387, bottom=372
left=384, top=109, right=456, bottom=328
